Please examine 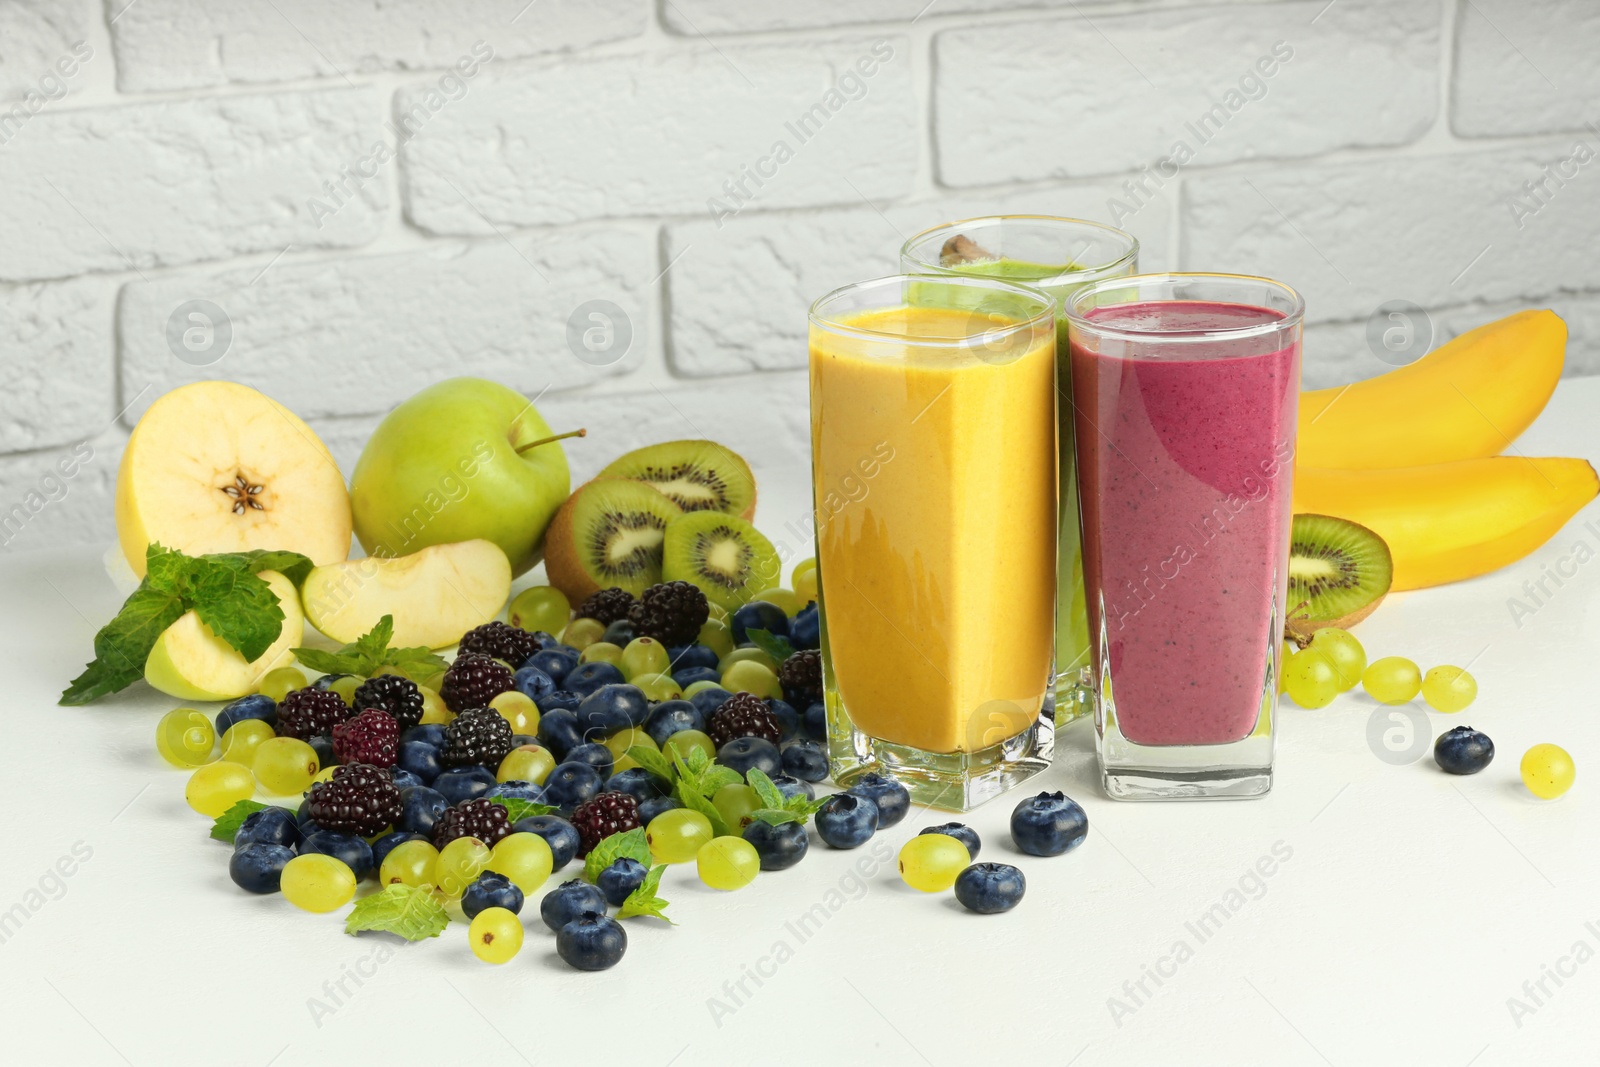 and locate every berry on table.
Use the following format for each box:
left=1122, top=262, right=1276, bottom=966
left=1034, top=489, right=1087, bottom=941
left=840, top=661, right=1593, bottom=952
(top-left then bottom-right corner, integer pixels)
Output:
left=462, top=871, right=525, bottom=919
left=954, top=863, right=1026, bottom=914
left=540, top=879, right=608, bottom=932
left=305, top=763, right=403, bottom=837
left=628, top=581, right=711, bottom=647
left=558, top=912, right=627, bottom=971
left=1521, top=744, right=1576, bottom=799
left=440, top=653, right=516, bottom=714
left=235, top=806, right=301, bottom=850
left=563, top=741, right=616, bottom=781
left=781, top=739, right=828, bottom=783
left=777, top=649, right=822, bottom=706
left=459, top=621, right=542, bottom=668
left=606, top=767, right=669, bottom=804
left=543, top=762, right=606, bottom=813
left=1433, top=726, right=1494, bottom=775
left=596, top=857, right=649, bottom=906
left=535, top=709, right=585, bottom=760
left=469, top=906, right=525, bottom=964
left=275, top=687, right=351, bottom=741
left=431, top=797, right=513, bottom=848
left=576, top=683, right=649, bottom=738
left=576, top=587, right=637, bottom=626
left=230, top=843, right=295, bottom=894
left=332, top=708, right=400, bottom=767
left=920, top=822, right=981, bottom=861
left=215, top=693, right=277, bottom=735
left=730, top=601, right=788, bottom=644
left=743, top=820, right=809, bottom=871
left=814, top=793, right=878, bottom=849
left=396, top=740, right=442, bottom=784
left=1010, top=791, right=1088, bottom=857
left=845, top=773, right=910, bottom=829
left=281, top=854, right=357, bottom=913
left=898, top=833, right=969, bottom=892
left=440, top=707, right=515, bottom=769
left=433, top=765, right=498, bottom=806
left=569, top=791, right=642, bottom=856
left=486, top=832, right=555, bottom=895
left=370, top=831, right=426, bottom=873
left=716, top=737, right=783, bottom=780
left=637, top=795, right=681, bottom=824
left=351, top=674, right=425, bottom=731
left=707, top=692, right=783, bottom=749
left=301, top=831, right=375, bottom=880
